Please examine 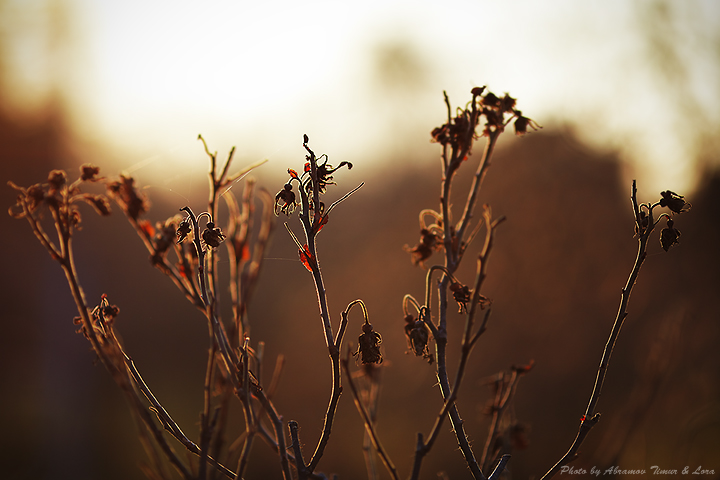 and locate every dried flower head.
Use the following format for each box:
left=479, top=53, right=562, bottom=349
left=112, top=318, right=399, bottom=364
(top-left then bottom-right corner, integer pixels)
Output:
left=449, top=282, right=472, bottom=313
left=176, top=219, right=192, bottom=244
left=90, top=294, right=121, bottom=334
left=404, top=228, right=442, bottom=267
left=513, top=112, right=541, bottom=136
left=202, top=221, right=226, bottom=248
left=107, top=175, right=149, bottom=220
left=27, top=183, right=46, bottom=207
left=659, top=190, right=691, bottom=214
left=481, top=92, right=500, bottom=108
left=430, top=92, right=480, bottom=149
left=404, top=314, right=433, bottom=363
left=354, top=322, right=383, bottom=365
left=47, top=170, right=67, bottom=190
left=151, top=216, right=181, bottom=264
left=80, top=164, right=101, bottom=182
left=449, top=282, right=491, bottom=313
left=10, top=183, right=47, bottom=215
left=274, top=183, right=297, bottom=216
left=482, top=107, right=505, bottom=136
left=660, top=218, right=681, bottom=251
left=102, top=302, right=121, bottom=322
left=303, top=157, right=353, bottom=195
left=499, top=93, right=517, bottom=113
